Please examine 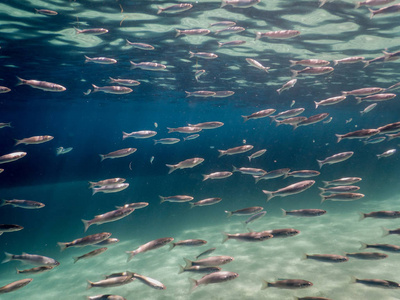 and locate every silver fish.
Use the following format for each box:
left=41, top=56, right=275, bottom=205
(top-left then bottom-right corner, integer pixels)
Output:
left=34, top=9, right=58, bottom=15
left=351, top=276, right=400, bottom=288
left=132, top=273, right=166, bottom=290
left=232, top=166, right=266, bottom=176
left=355, top=93, right=396, bottom=104
left=215, top=26, right=245, bottom=34
left=92, top=84, right=132, bottom=94
left=0, top=278, right=33, bottom=294
left=270, top=108, right=305, bottom=121
left=178, top=265, right=221, bottom=274
left=254, top=168, right=291, bottom=183
left=225, top=206, right=263, bottom=217
left=122, top=130, right=157, bottom=139
left=56, top=146, right=73, bottom=155
left=84, top=56, right=117, bottom=64
left=377, top=149, right=397, bottom=159
left=92, top=238, right=120, bottom=247
left=167, top=126, right=202, bottom=133
left=0, top=199, right=45, bottom=209
left=336, top=129, right=380, bottom=143
left=126, top=237, right=174, bottom=261
left=256, top=30, right=300, bottom=40
left=262, top=180, right=315, bottom=202
left=276, top=79, right=297, bottom=94
left=221, top=0, right=260, bottom=8
left=360, top=211, right=400, bottom=220
left=317, top=151, right=354, bottom=169
left=286, top=170, right=320, bottom=178
left=341, top=87, right=383, bottom=96
left=360, top=103, right=378, bottom=116
left=109, top=77, right=140, bottom=86
left=196, top=248, right=217, bottom=259
left=99, top=148, right=136, bottom=161
left=160, top=195, right=193, bottom=203
left=183, top=134, right=200, bottom=141
left=246, top=58, right=270, bottom=72
left=294, top=113, right=329, bottom=129
left=318, top=185, right=360, bottom=194
left=175, top=29, right=210, bottom=37
left=290, top=59, right=330, bottom=67
left=242, top=109, right=276, bottom=122
left=261, top=279, right=312, bottom=289
left=16, top=265, right=54, bottom=274
left=166, top=157, right=204, bottom=174
left=87, top=275, right=134, bottom=289
left=115, top=202, right=149, bottom=210
left=129, top=61, right=166, bottom=71
left=184, top=256, right=234, bottom=268
left=157, top=3, right=193, bottom=14
left=322, top=177, right=362, bottom=186
left=189, top=52, right=218, bottom=59
left=73, top=247, right=108, bottom=263
left=320, top=193, right=364, bottom=203
left=0, top=152, right=27, bottom=164
left=303, top=254, right=348, bottom=263
left=14, top=135, right=53, bottom=145
left=169, top=239, right=207, bottom=250
left=222, top=231, right=273, bottom=243
left=217, top=40, right=246, bottom=47
left=345, top=252, right=388, bottom=260
left=185, top=91, right=216, bottom=97
left=333, top=56, right=365, bottom=65
left=190, top=198, right=222, bottom=208
left=0, top=224, right=24, bottom=235
left=0, top=86, right=11, bottom=93
left=91, top=183, right=129, bottom=195
left=2, top=252, right=59, bottom=266
left=125, top=40, right=154, bottom=50
left=369, top=3, right=400, bottom=18
left=188, top=121, right=224, bottom=129
left=57, top=232, right=112, bottom=251
left=89, top=178, right=126, bottom=188
left=209, top=21, right=236, bottom=27
left=16, top=76, right=66, bottom=92
left=248, top=149, right=267, bottom=161
left=281, top=209, right=326, bottom=217
left=86, top=295, right=126, bottom=300
left=75, top=28, right=108, bottom=35
left=378, top=121, right=400, bottom=134
left=189, top=271, right=239, bottom=291
left=154, top=138, right=180, bottom=145
left=218, top=145, right=253, bottom=157
left=264, top=228, right=300, bottom=238
left=244, top=211, right=267, bottom=225
left=291, top=67, right=334, bottom=77
left=82, top=207, right=134, bottom=232
left=360, top=242, right=400, bottom=252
